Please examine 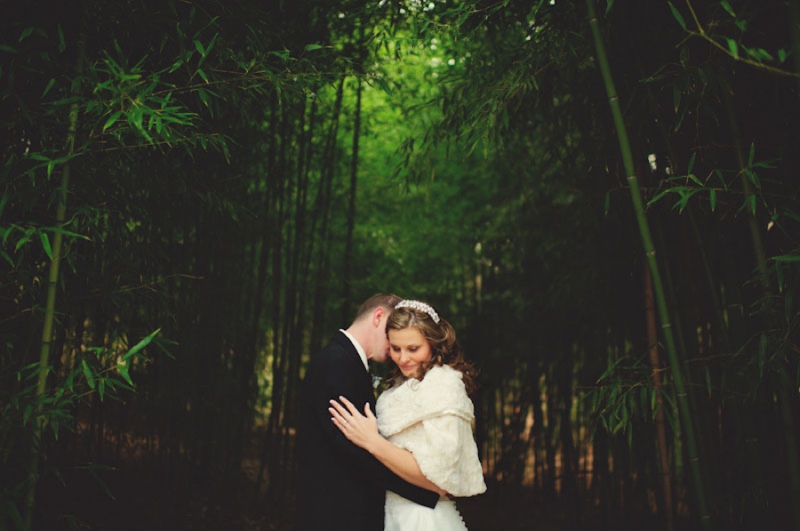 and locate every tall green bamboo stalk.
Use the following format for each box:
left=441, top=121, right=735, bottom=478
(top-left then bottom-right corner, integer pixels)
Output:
left=24, top=32, right=87, bottom=531
left=585, top=1, right=711, bottom=527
